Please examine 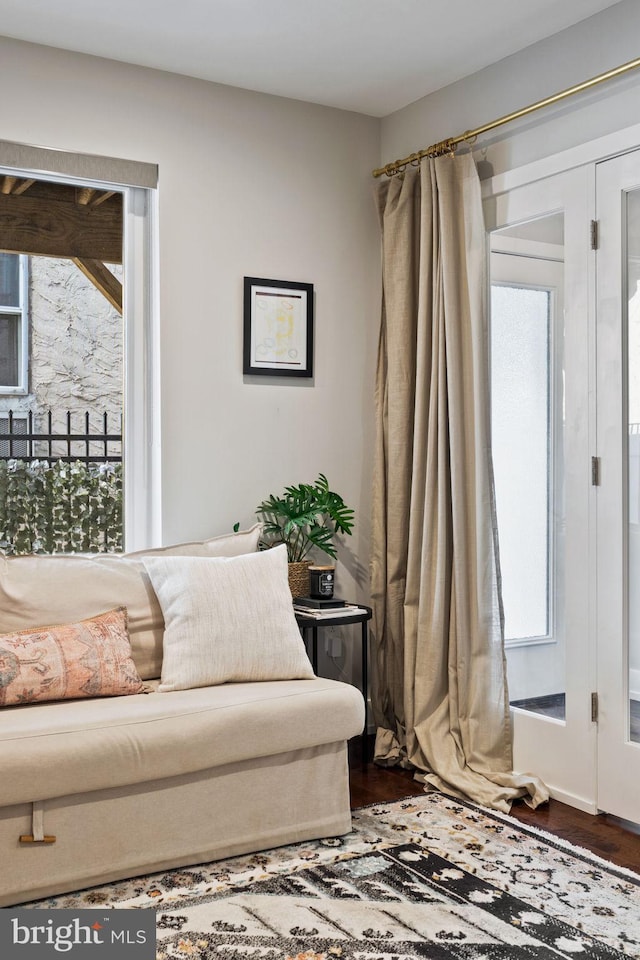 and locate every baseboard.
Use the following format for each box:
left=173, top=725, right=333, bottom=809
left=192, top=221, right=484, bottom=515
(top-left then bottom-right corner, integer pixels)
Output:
left=545, top=784, right=598, bottom=815
left=630, top=669, right=640, bottom=702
